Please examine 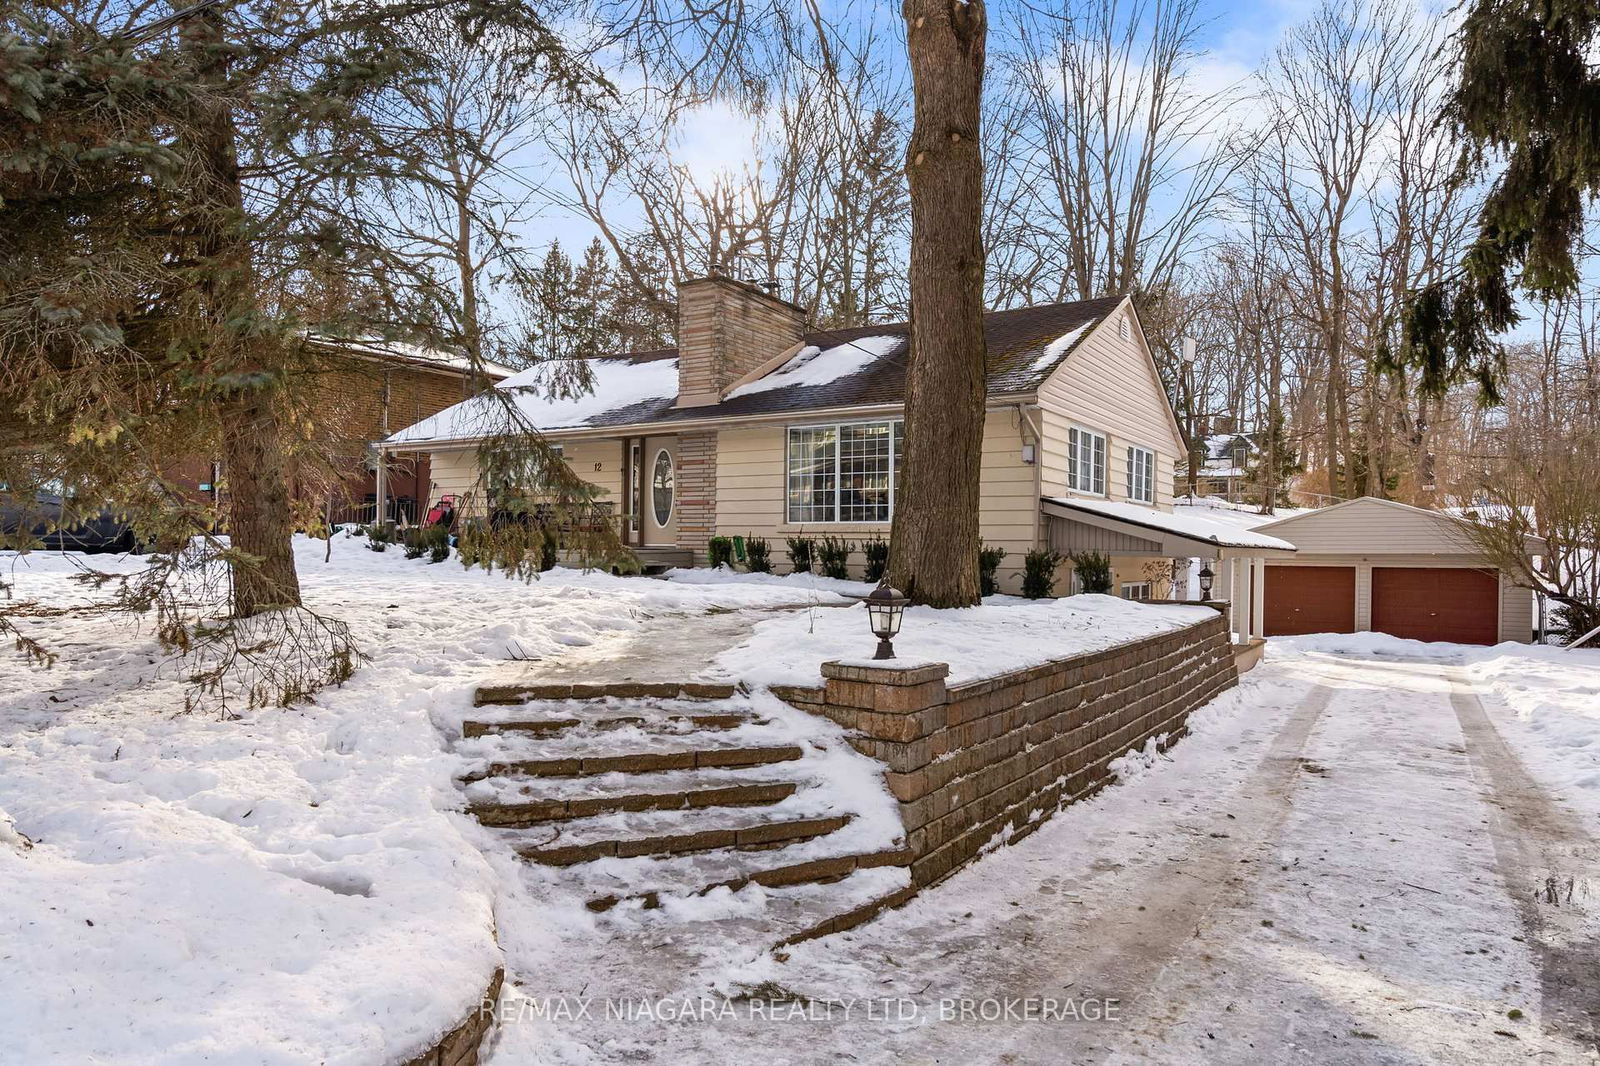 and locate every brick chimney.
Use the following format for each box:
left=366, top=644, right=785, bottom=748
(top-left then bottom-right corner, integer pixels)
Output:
left=675, top=277, right=806, bottom=407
